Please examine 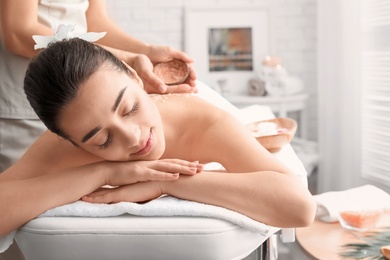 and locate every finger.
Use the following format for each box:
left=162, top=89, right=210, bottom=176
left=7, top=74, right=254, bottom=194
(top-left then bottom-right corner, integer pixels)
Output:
left=161, top=158, right=204, bottom=170
left=159, top=158, right=201, bottom=168
left=147, top=170, right=180, bottom=181
left=152, top=160, right=203, bottom=175
left=141, top=71, right=167, bottom=94
left=170, top=50, right=193, bottom=63
left=165, top=84, right=195, bottom=94
left=83, top=187, right=114, bottom=198
left=82, top=192, right=116, bottom=204
left=182, top=65, right=197, bottom=88
left=187, top=66, right=197, bottom=83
